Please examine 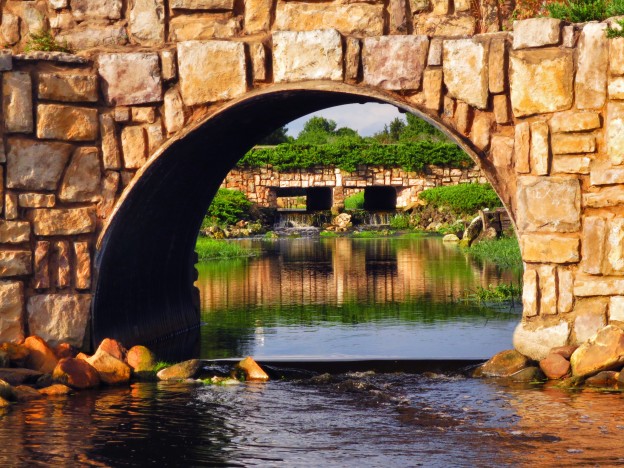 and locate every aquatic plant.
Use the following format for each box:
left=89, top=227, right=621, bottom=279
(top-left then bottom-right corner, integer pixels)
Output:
left=195, top=237, right=258, bottom=261
left=462, top=236, right=522, bottom=270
